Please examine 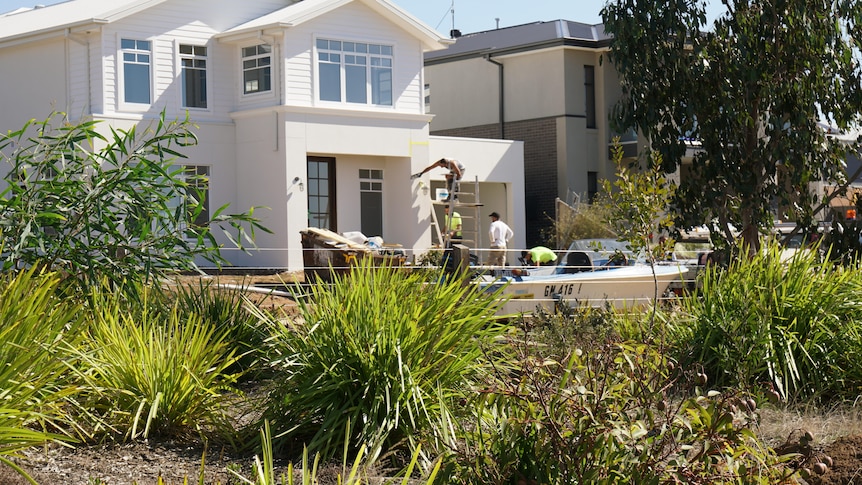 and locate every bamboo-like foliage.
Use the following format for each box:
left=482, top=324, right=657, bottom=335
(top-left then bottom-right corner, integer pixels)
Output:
left=66, top=287, right=243, bottom=440
left=0, top=268, right=84, bottom=482
left=674, top=243, right=862, bottom=401
left=0, top=112, right=269, bottom=298
left=259, top=260, right=511, bottom=462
